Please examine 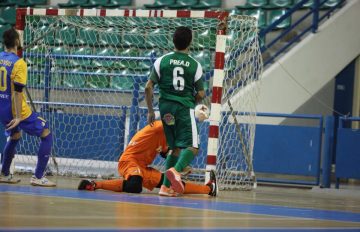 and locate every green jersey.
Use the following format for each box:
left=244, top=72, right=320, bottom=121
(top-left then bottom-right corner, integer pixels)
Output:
left=150, top=51, right=204, bottom=108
